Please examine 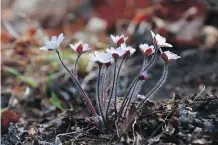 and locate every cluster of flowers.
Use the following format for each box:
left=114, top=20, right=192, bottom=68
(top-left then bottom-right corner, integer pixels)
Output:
left=40, top=31, right=180, bottom=129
